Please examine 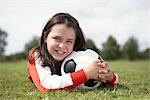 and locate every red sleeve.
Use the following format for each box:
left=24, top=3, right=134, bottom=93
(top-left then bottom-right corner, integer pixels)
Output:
left=63, top=69, right=88, bottom=90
